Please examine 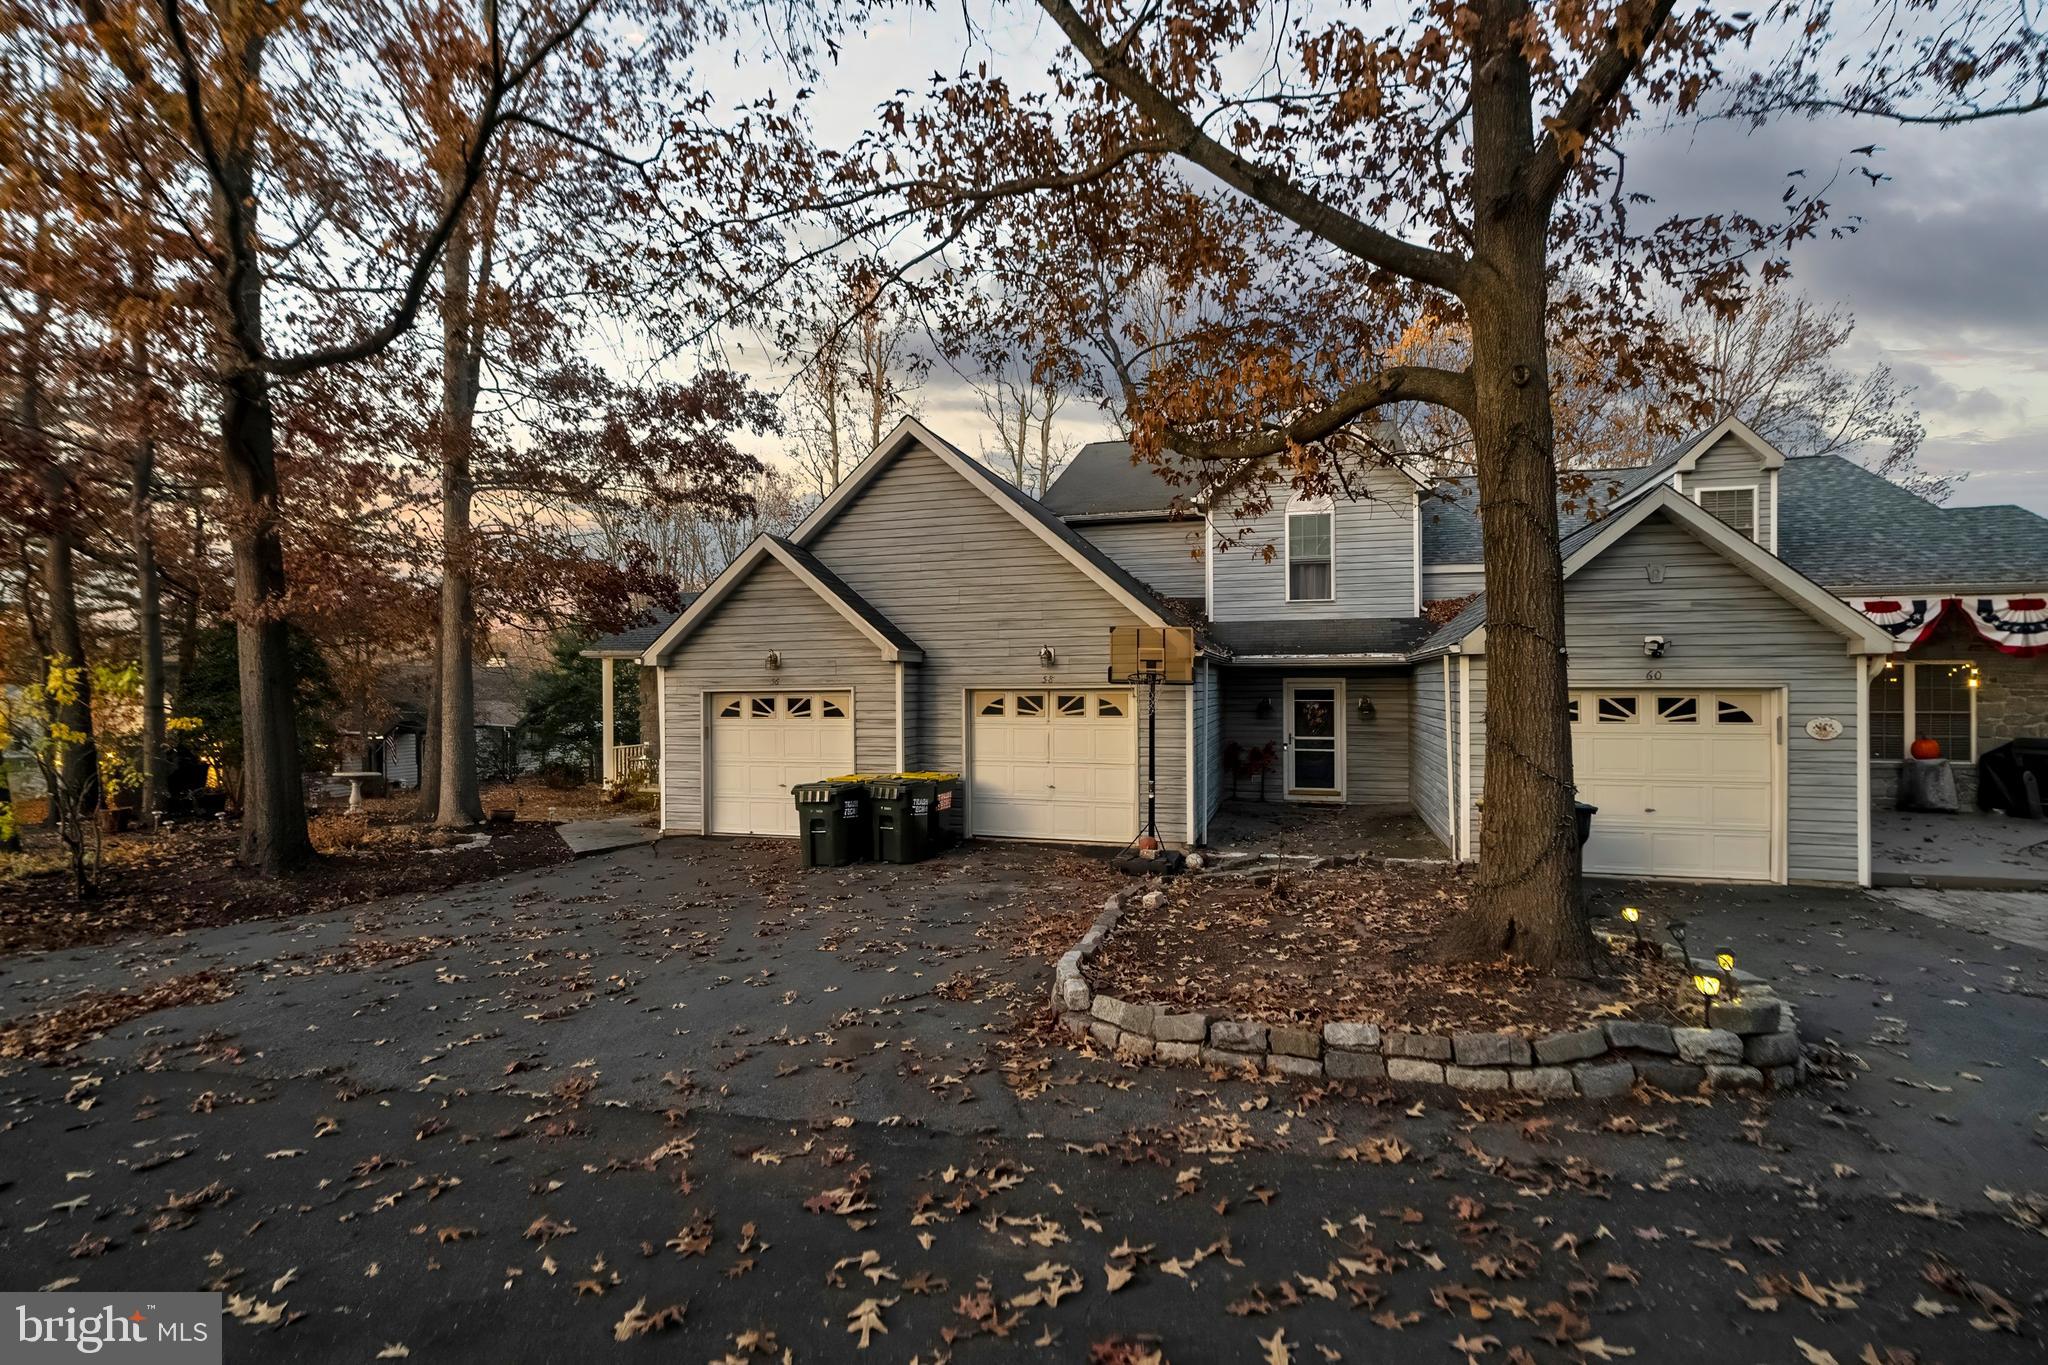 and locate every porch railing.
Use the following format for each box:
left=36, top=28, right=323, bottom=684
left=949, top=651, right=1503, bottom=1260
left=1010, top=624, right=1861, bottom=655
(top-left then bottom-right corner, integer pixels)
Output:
left=610, top=743, right=653, bottom=788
